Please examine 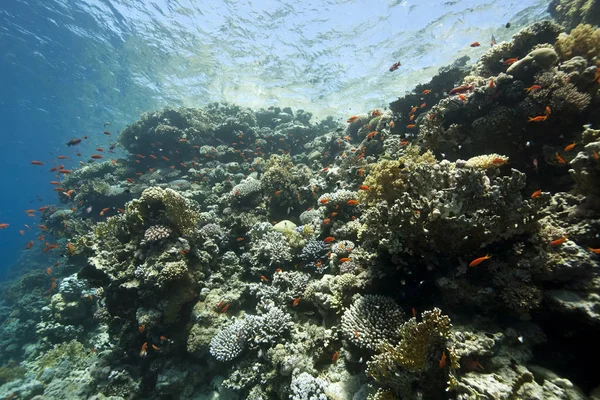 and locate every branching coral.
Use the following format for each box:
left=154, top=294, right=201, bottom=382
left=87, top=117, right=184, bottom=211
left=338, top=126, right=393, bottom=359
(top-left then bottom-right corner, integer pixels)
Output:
left=555, top=24, right=600, bottom=65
